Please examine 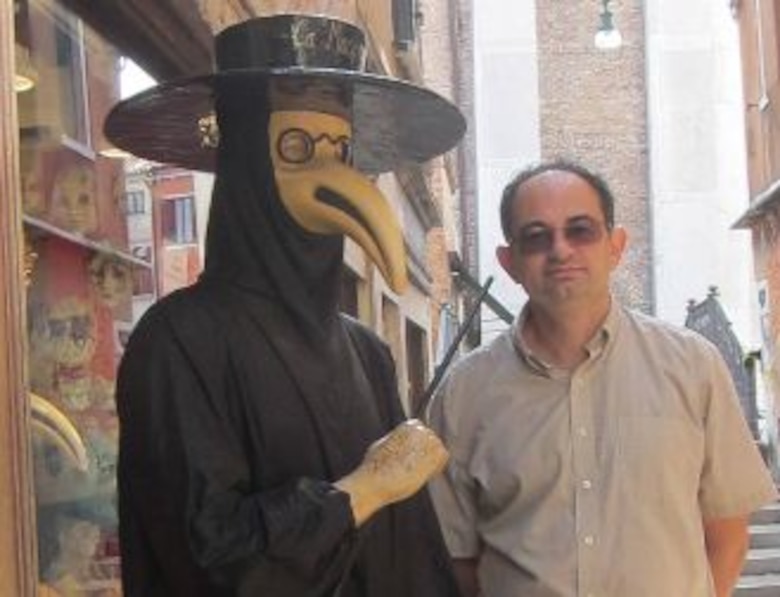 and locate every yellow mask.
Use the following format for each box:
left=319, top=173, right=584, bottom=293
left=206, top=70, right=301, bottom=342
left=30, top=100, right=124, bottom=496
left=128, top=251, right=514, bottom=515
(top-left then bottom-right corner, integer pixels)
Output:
left=269, top=111, right=408, bottom=294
